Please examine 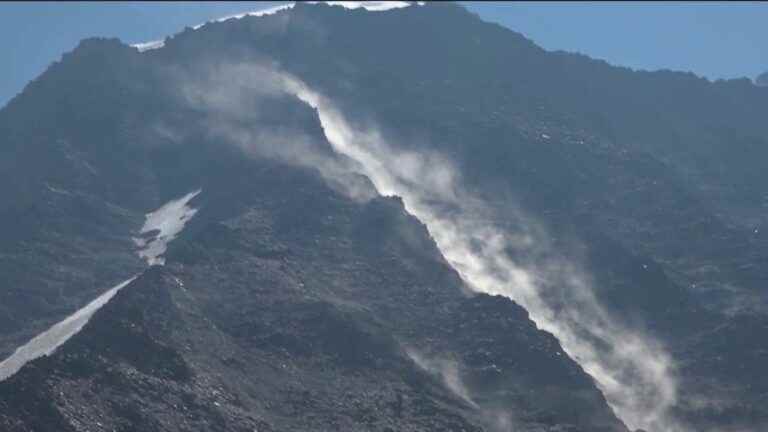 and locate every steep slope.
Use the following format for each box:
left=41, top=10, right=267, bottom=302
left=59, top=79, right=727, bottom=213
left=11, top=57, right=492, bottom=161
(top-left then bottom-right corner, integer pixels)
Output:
left=0, top=39, right=161, bottom=358
left=1, top=2, right=768, bottom=432
left=0, top=152, right=626, bottom=432
left=140, top=3, right=768, bottom=430
left=0, top=188, right=199, bottom=381
left=121, top=3, right=768, bottom=430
